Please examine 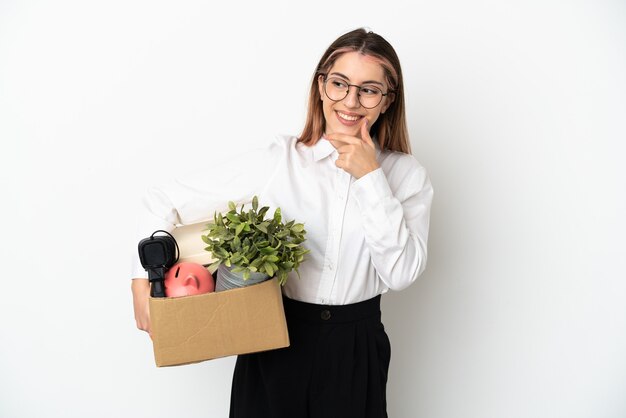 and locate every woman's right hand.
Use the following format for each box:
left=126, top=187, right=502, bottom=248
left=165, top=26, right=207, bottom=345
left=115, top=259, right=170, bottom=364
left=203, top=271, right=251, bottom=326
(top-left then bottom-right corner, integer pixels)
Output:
left=131, top=279, right=152, bottom=338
